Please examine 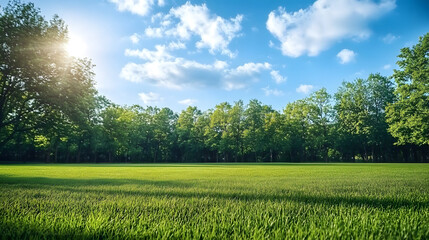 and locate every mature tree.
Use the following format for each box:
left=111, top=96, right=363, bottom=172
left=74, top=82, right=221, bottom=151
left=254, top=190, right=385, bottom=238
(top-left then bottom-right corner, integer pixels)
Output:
left=367, top=74, right=395, bottom=162
left=263, top=110, right=284, bottom=162
left=0, top=1, right=97, bottom=152
left=283, top=99, right=312, bottom=161
left=386, top=33, right=429, bottom=146
left=194, top=111, right=211, bottom=162
left=307, top=88, right=334, bottom=162
left=243, top=100, right=271, bottom=161
left=206, top=102, right=231, bottom=162
left=335, top=74, right=395, bottom=162
left=227, top=101, right=245, bottom=161
left=335, top=79, right=371, bottom=161
left=177, top=106, right=203, bottom=162
left=100, top=105, right=137, bottom=162
left=130, top=106, right=157, bottom=162
left=152, top=107, right=177, bottom=162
